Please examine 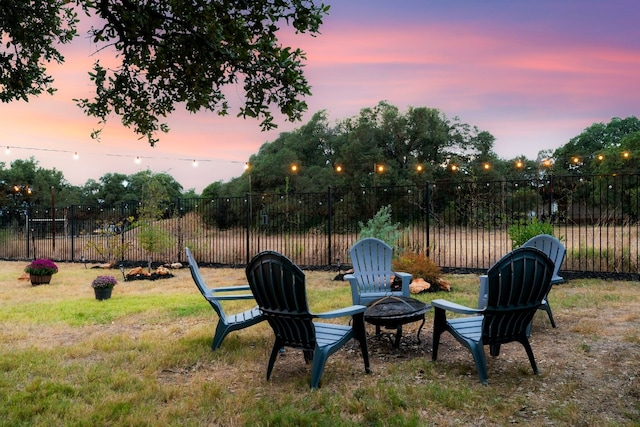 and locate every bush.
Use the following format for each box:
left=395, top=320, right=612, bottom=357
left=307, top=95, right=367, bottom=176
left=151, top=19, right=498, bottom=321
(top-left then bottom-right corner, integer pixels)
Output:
left=358, top=205, right=401, bottom=252
left=508, top=219, right=556, bottom=248
left=392, top=251, right=442, bottom=286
